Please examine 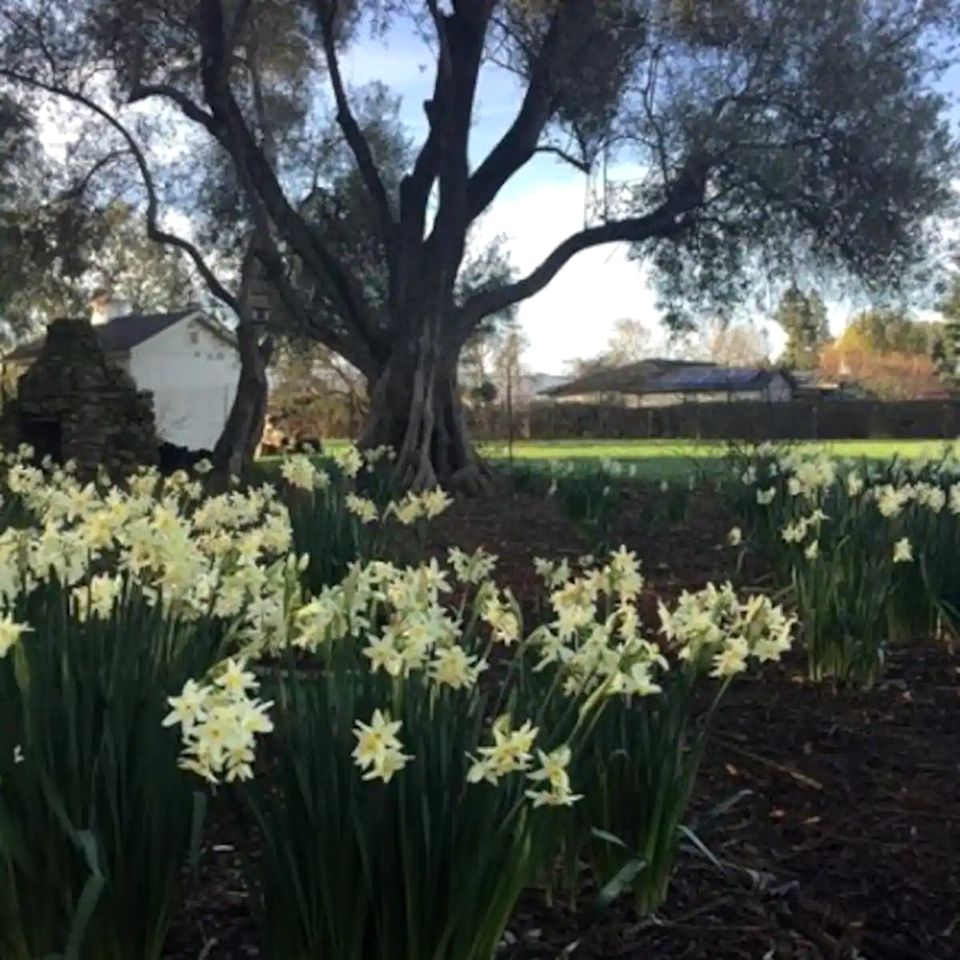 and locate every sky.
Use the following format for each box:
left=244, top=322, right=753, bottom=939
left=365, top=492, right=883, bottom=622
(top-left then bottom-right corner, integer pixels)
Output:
left=344, top=15, right=960, bottom=375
